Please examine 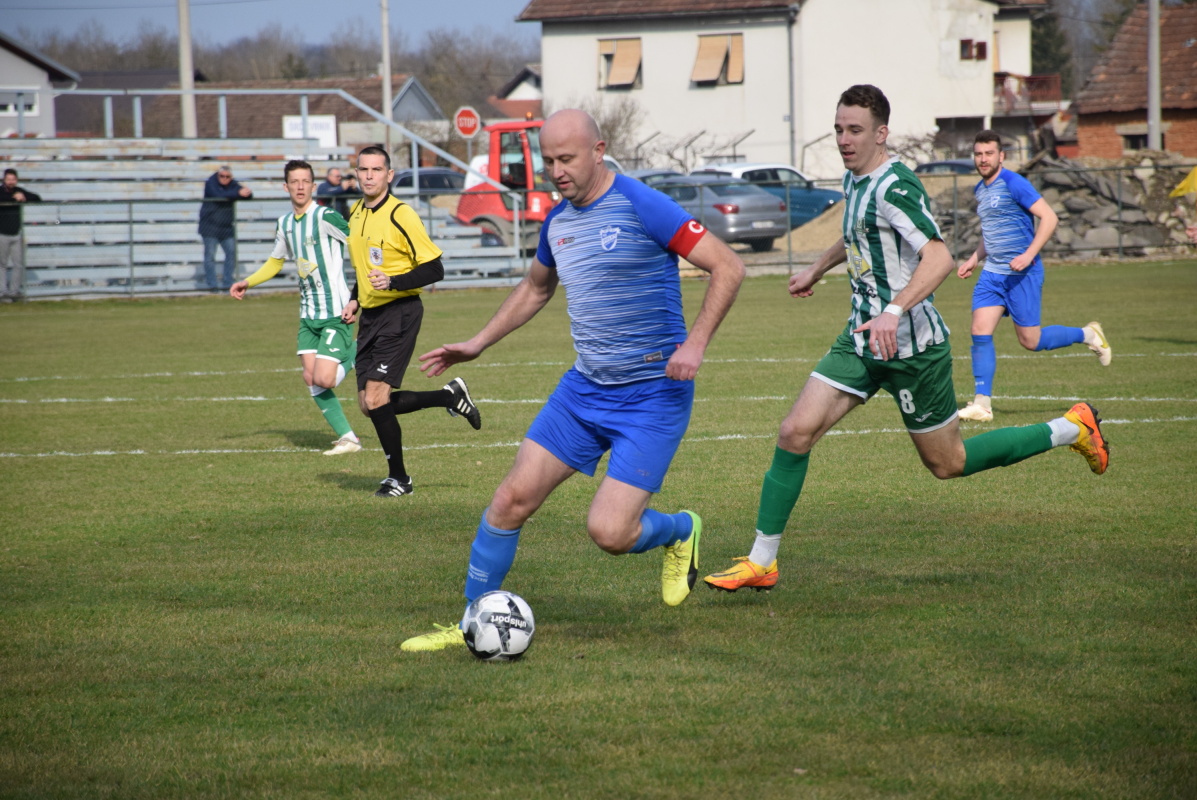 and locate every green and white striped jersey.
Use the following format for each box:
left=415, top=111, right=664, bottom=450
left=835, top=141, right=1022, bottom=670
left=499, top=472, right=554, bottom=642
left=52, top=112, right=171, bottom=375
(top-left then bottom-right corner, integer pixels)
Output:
left=270, top=202, right=352, bottom=320
left=840, top=156, right=949, bottom=359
